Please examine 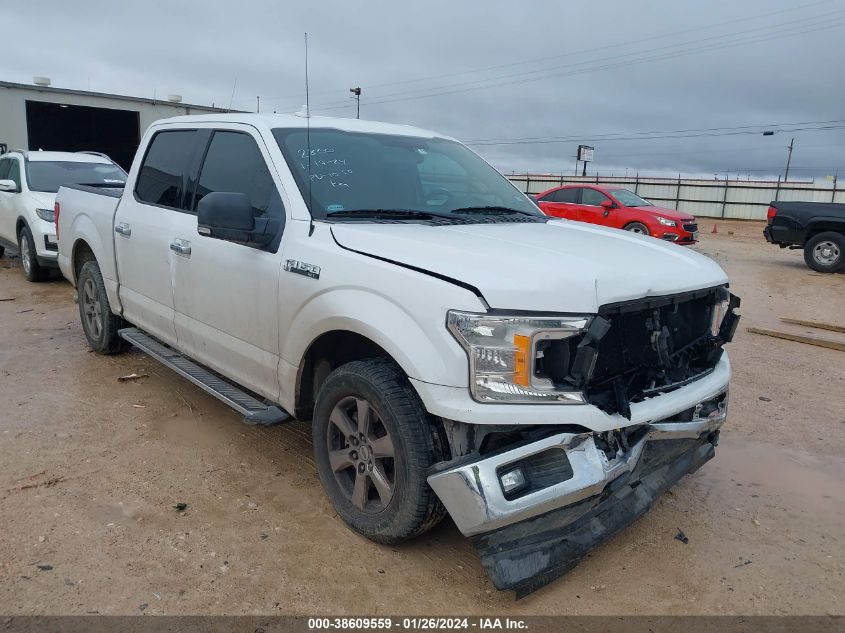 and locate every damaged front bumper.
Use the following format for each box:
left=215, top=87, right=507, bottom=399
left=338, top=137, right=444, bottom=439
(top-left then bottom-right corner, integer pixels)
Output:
left=427, top=391, right=728, bottom=595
